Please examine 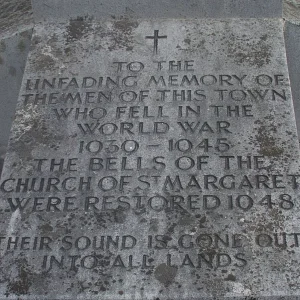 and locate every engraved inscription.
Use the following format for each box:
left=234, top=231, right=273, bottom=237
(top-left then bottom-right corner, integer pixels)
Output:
left=146, top=30, right=167, bottom=54
left=0, top=18, right=298, bottom=298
